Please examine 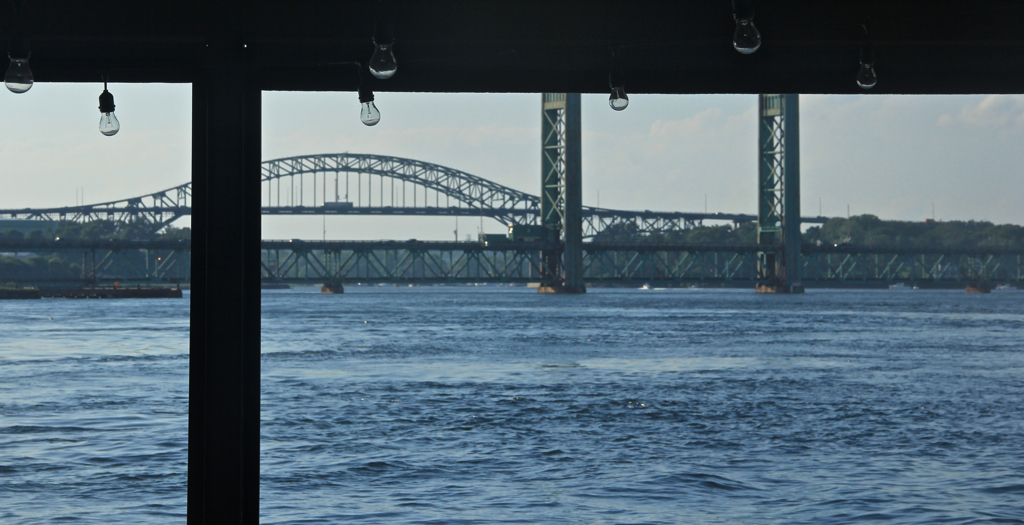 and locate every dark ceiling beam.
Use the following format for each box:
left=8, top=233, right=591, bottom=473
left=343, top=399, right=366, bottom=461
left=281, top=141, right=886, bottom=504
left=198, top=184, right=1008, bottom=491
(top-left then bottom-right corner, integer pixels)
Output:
left=6, top=1, right=1024, bottom=93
